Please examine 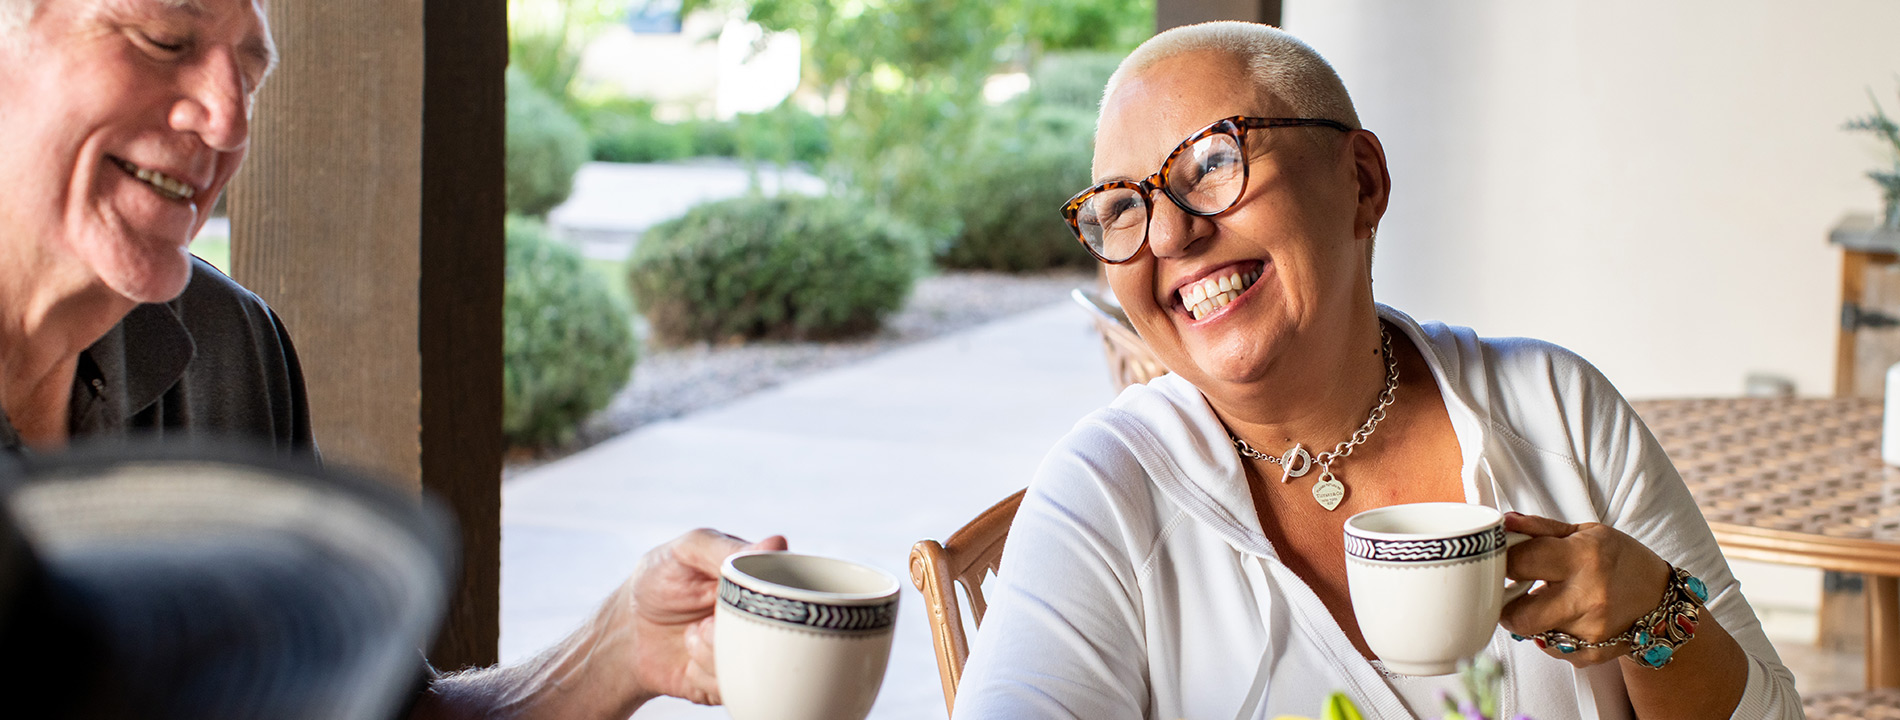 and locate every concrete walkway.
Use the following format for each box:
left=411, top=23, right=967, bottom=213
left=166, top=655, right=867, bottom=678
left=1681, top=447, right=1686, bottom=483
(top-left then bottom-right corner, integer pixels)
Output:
left=502, top=302, right=1114, bottom=720
left=547, top=160, right=825, bottom=261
